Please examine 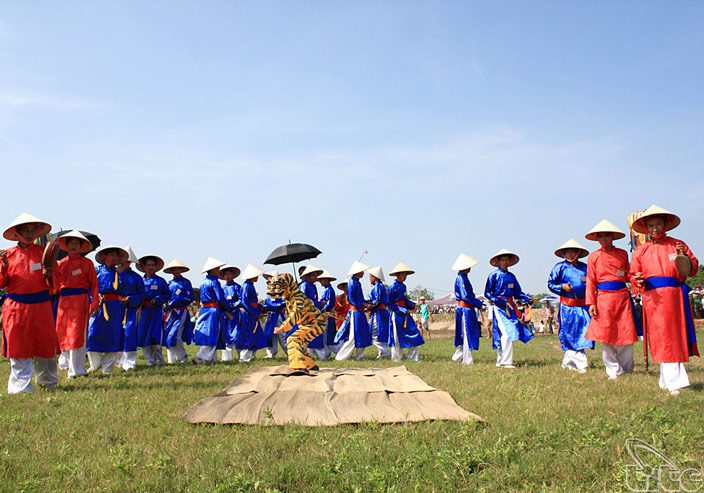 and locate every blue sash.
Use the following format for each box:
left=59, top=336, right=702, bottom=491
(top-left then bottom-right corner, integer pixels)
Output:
left=644, top=276, right=698, bottom=357
left=60, top=287, right=89, bottom=297
left=6, top=290, right=51, bottom=304
left=596, top=281, right=626, bottom=291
